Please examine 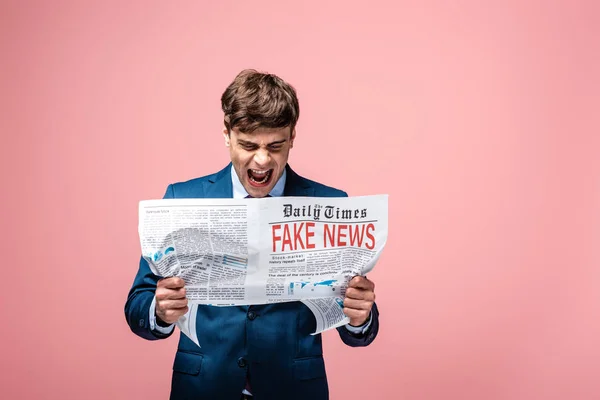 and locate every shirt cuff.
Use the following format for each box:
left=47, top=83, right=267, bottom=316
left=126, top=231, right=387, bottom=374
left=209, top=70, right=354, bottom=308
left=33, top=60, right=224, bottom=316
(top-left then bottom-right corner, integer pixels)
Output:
left=149, top=296, right=175, bottom=334
left=344, top=311, right=373, bottom=335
